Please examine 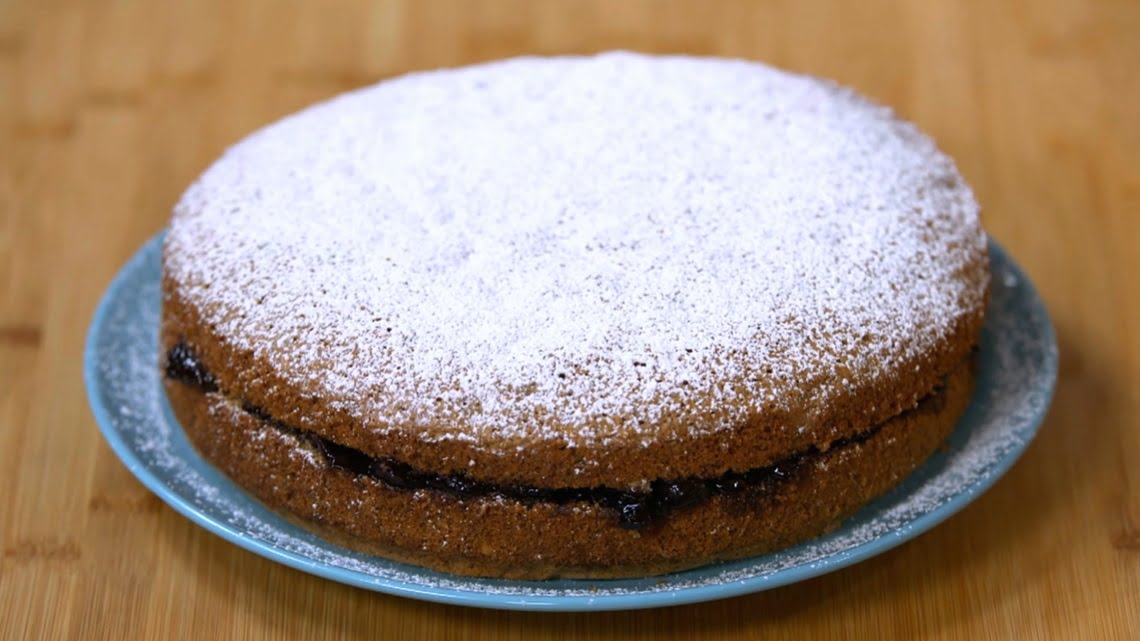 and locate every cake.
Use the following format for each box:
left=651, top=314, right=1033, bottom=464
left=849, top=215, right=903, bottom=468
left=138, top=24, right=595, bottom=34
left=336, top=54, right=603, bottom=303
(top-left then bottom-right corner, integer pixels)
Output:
left=160, top=52, right=990, bottom=579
